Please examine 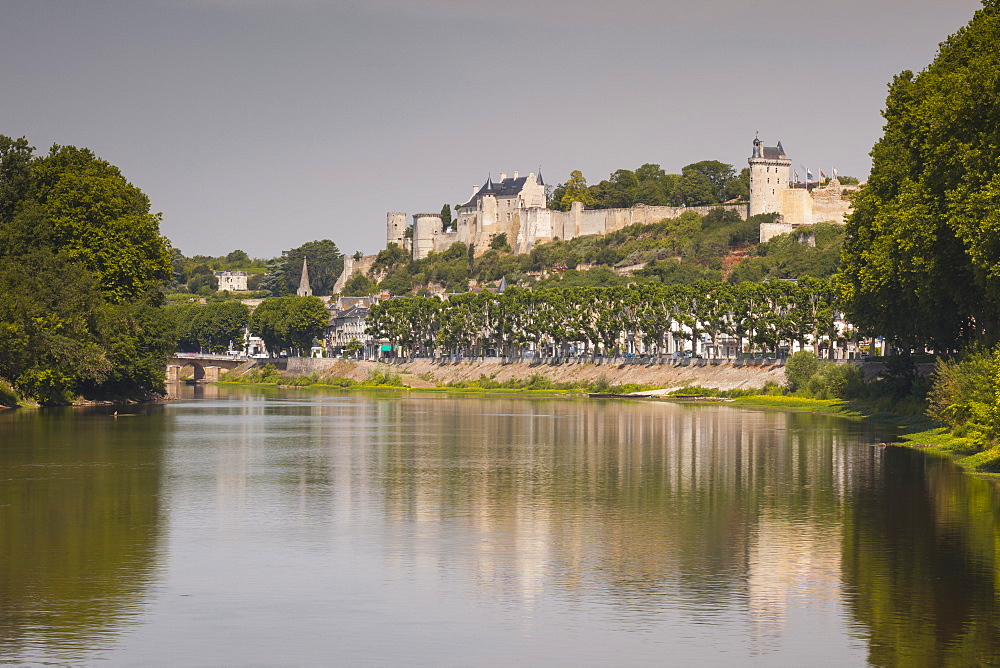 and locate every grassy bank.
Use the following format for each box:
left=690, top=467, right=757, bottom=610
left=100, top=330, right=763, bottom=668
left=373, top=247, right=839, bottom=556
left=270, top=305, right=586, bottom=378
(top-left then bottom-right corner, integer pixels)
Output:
left=895, top=428, right=1000, bottom=476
